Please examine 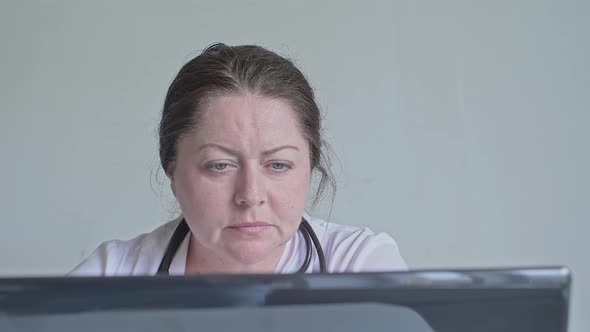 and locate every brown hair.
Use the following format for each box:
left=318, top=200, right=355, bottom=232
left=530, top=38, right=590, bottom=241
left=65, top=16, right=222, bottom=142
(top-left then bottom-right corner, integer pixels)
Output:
left=158, top=43, right=335, bottom=206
